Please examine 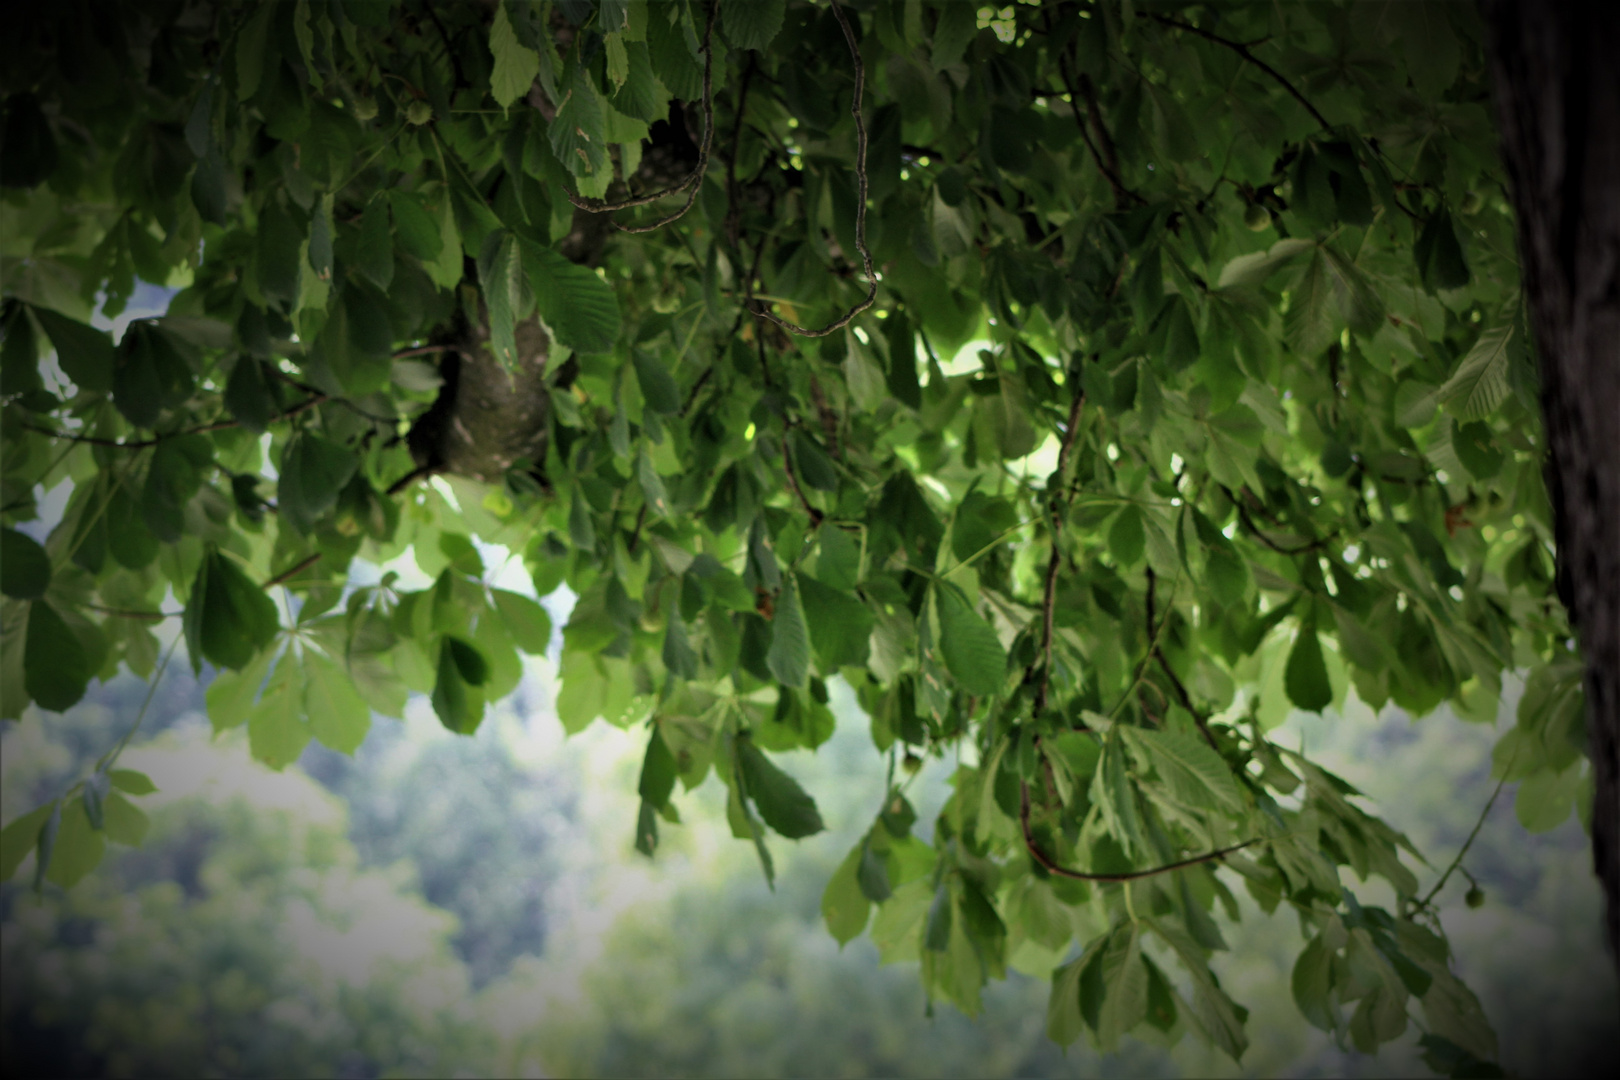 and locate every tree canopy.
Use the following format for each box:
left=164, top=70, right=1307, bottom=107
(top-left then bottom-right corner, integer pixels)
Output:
left=0, top=1, right=1592, bottom=1072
